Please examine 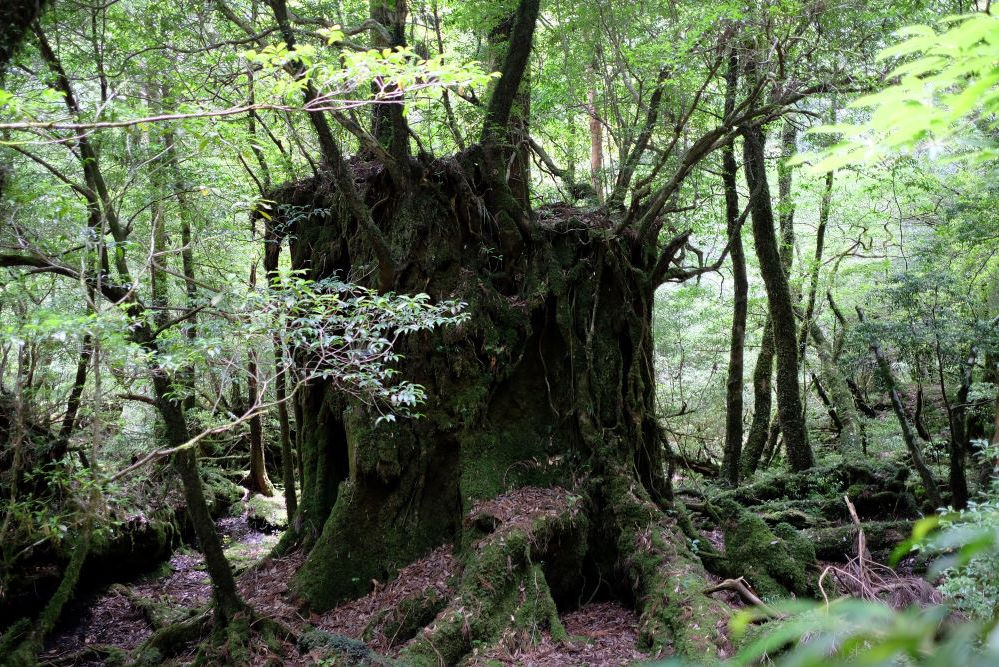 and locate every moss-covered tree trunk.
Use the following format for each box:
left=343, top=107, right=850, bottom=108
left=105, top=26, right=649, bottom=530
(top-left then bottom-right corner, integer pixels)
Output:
left=742, top=125, right=813, bottom=472
left=253, top=1, right=815, bottom=660
left=277, top=159, right=672, bottom=597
